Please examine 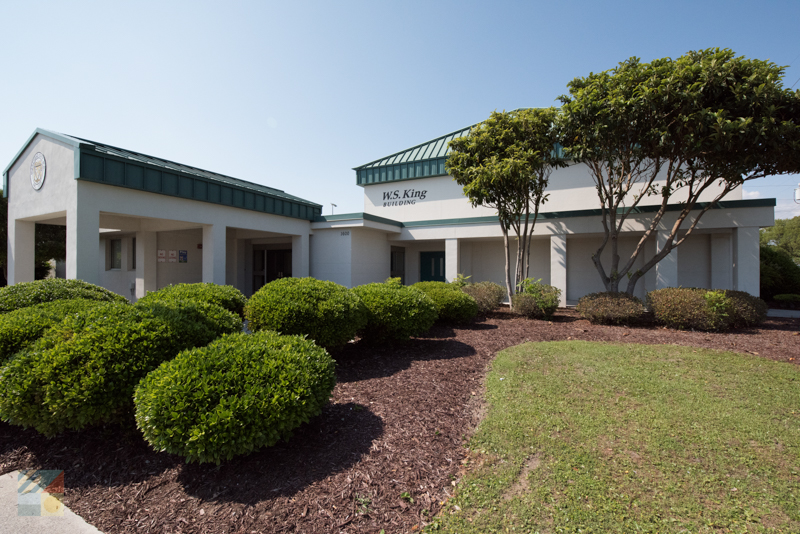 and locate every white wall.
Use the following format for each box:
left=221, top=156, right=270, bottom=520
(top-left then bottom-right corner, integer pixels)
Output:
left=350, top=228, right=391, bottom=286
left=310, top=228, right=353, bottom=286
left=156, top=229, right=204, bottom=288
left=677, top=234, right=711, bottom=289
left=98, top=235, right=136, bottom=301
